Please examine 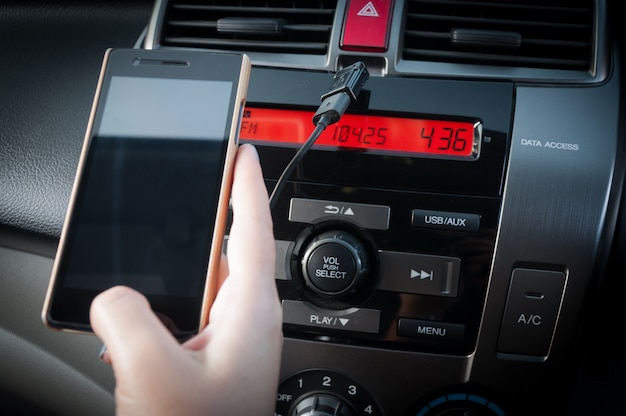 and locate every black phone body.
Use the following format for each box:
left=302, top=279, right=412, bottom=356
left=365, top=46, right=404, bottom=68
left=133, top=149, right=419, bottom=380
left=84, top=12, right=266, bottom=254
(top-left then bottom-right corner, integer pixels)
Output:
left=42, top=48, right=250, bottom=338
